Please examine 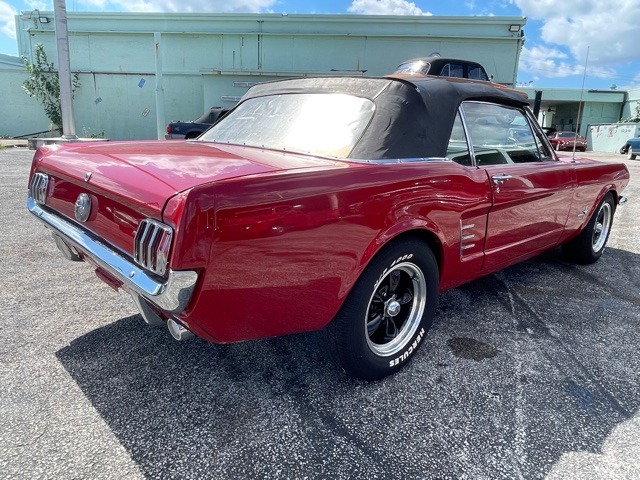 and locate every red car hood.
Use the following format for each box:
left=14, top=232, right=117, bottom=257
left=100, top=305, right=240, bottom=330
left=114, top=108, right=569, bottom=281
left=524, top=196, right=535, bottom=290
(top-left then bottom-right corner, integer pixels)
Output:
left=35, top=140, right=348, bottom=209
